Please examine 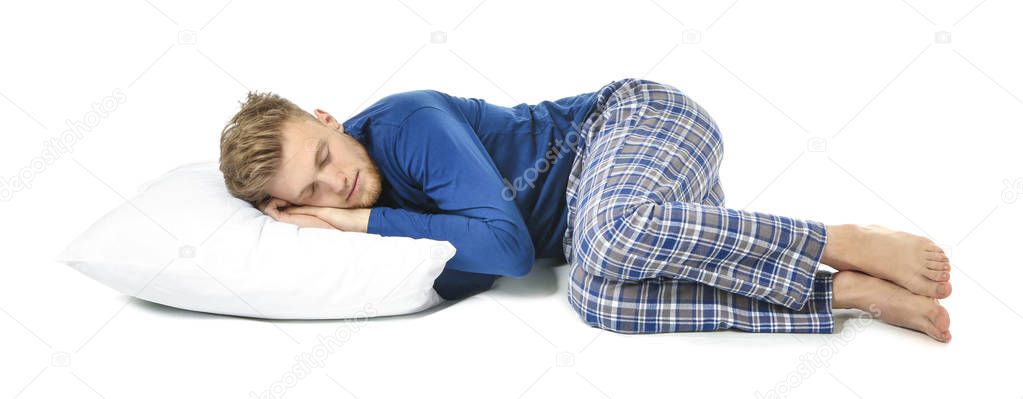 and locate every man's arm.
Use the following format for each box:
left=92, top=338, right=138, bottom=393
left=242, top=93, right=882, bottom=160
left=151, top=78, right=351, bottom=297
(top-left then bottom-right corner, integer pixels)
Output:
left=368, top=106, right=536, bottom=277
left=285, top=106, right=535, bottom=277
